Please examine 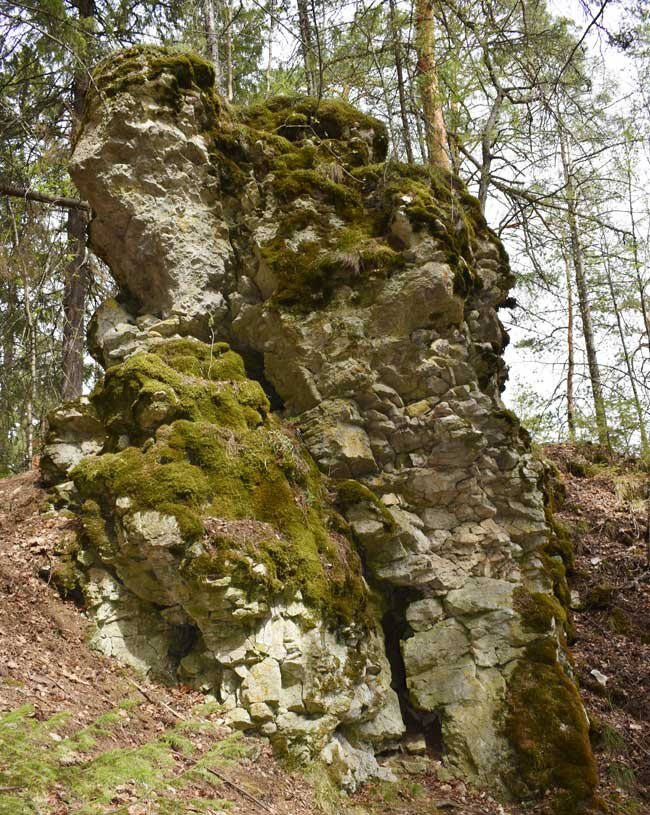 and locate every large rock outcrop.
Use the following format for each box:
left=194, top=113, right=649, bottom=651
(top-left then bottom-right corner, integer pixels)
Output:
left=43, top=46, right=599, bottom=812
